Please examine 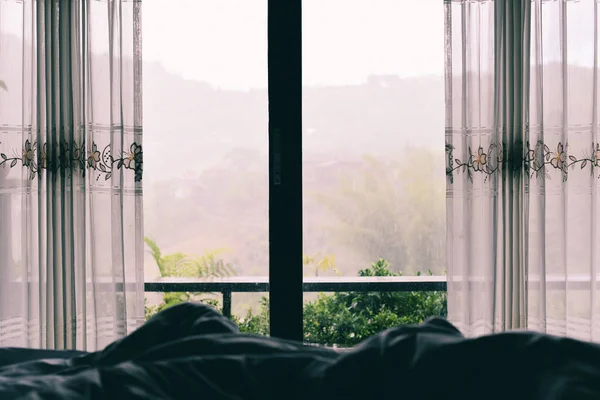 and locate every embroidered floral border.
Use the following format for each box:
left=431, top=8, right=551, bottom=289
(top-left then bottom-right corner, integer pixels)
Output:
left=446, top=140, right=600, bottom=184
left=0, top=140, right=143, bottom=182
